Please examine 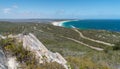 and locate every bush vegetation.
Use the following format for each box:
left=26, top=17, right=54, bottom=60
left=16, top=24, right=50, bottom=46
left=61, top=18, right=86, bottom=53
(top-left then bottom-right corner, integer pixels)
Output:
left=0, top=38, right=65, bottom=69
left=113, top=42, right=120, bottom=50
left=67, top=56, right=110, bottom=69
left=0, top=21, right=120, bottom=69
